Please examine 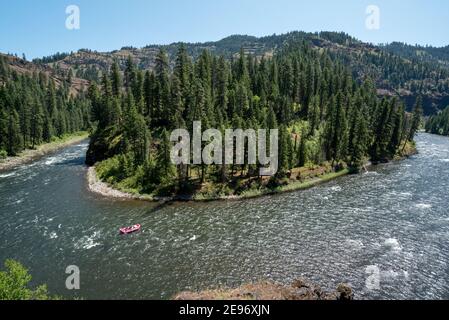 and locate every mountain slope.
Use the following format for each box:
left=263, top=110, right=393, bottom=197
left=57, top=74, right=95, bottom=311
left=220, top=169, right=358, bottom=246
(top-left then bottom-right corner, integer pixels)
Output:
left=32, top=31, right=449, bottom=115
left=1, top=53, right=89, bottom=96
left=0, top=54, right=91, bottom=157
left=381, top=42, right=449, bottom=67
